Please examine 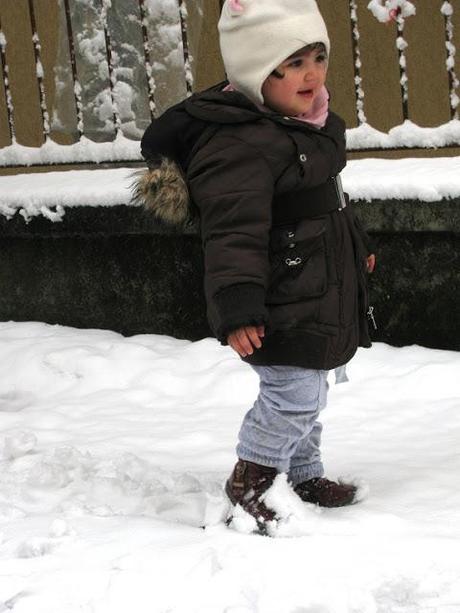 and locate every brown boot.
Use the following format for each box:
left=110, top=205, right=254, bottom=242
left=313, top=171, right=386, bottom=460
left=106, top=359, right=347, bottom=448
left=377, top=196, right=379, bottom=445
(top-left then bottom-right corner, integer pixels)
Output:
left=225, top=459, right=278, bottom=534
left=294, top=477, right=357, bottom=508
